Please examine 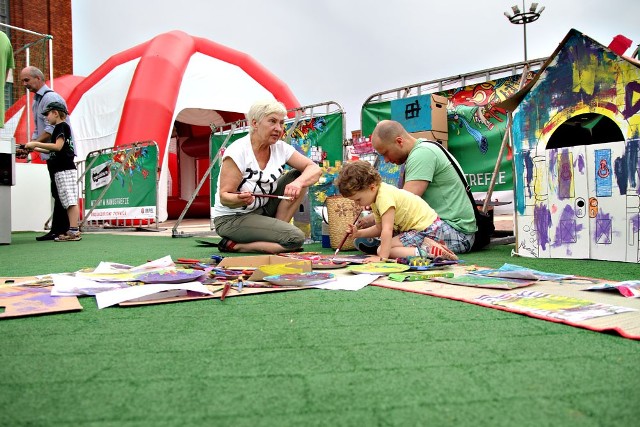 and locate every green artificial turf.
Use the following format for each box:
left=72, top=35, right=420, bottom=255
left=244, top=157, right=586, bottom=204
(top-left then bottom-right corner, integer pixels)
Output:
left=1, top=232, right=639, bottom=426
